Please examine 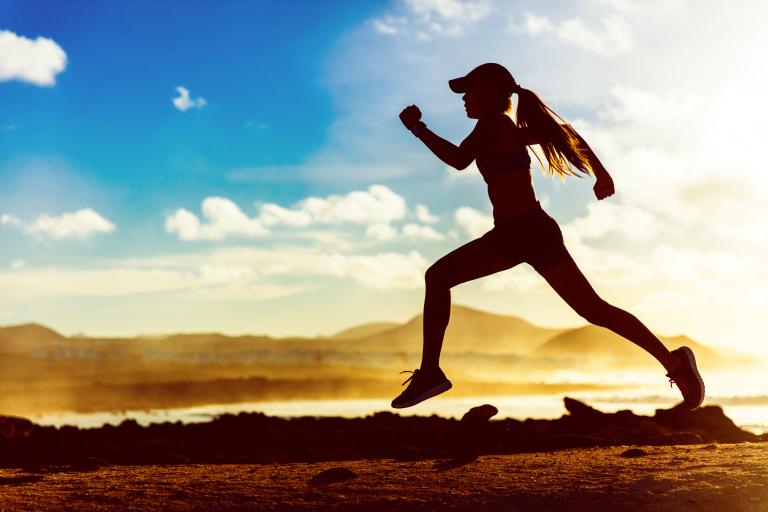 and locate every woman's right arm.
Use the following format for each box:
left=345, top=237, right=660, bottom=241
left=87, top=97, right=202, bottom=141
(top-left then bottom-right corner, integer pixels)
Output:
left=400, top=104, right=477, bottom=170
left=415, top=126, right=476, bottom=170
